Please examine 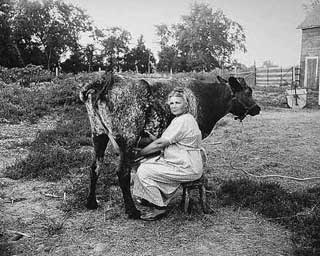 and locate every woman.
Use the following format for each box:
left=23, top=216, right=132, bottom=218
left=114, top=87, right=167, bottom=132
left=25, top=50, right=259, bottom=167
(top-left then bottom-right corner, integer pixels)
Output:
left=133, top=87, right=204, bottom=221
